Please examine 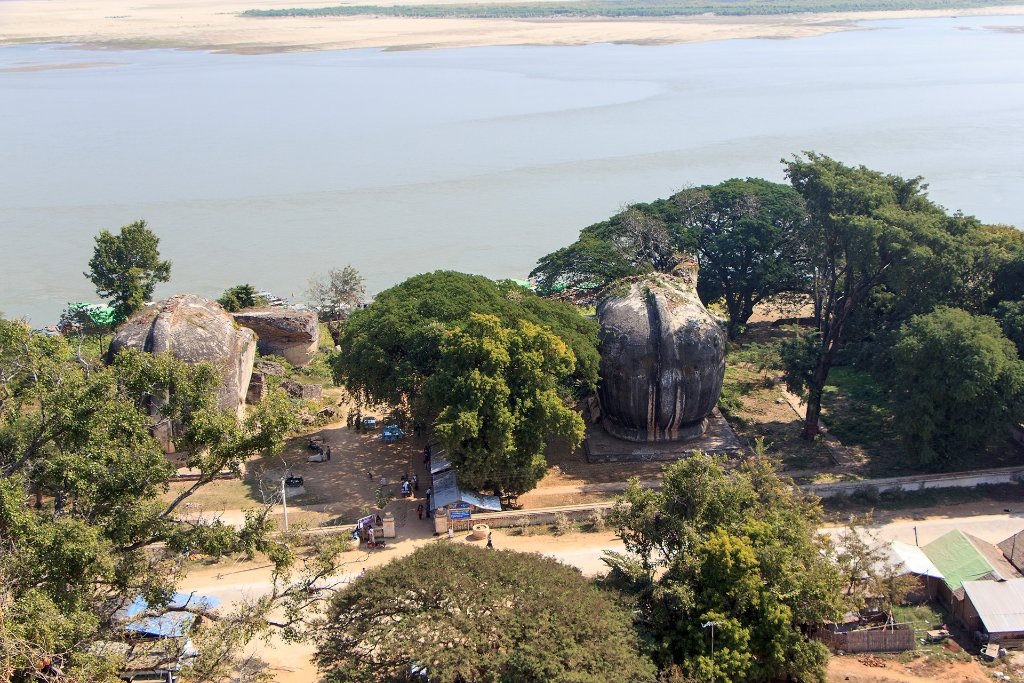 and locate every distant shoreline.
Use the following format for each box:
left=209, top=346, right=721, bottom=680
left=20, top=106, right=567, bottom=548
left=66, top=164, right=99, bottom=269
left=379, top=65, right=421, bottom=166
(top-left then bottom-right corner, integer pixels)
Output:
left=1, top=0, right=1023, bottom=55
